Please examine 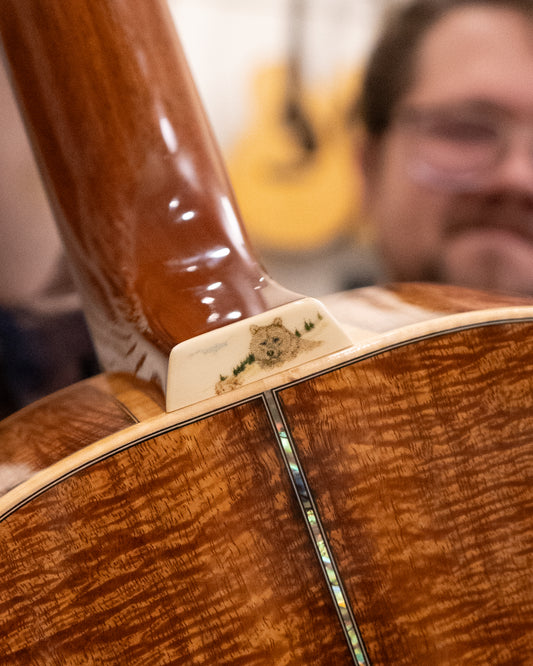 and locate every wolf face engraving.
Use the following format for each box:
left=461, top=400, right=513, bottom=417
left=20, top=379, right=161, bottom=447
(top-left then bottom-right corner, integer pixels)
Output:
left=249, top=317, right=319, bottom=368
left=215, top=314, right=324, bottom=394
